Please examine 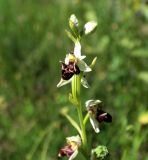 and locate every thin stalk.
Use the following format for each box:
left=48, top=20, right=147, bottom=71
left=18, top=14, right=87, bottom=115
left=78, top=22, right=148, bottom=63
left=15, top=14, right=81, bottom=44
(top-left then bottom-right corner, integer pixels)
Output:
left=83, top=113, right=89, bottom=127
left=71, top=75, right=88, bottom=152
left=77, top=102, right=87, bottom=150
left=71, top=76, right=75, bottom=99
